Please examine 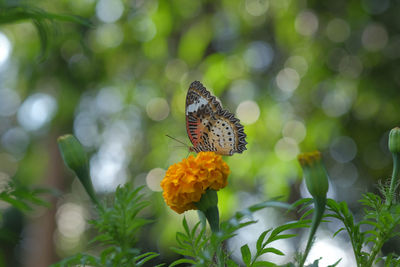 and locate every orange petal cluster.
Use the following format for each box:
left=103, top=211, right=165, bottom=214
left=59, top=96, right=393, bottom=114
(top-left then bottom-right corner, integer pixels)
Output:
left=160, top=152, right=230, bottom=214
